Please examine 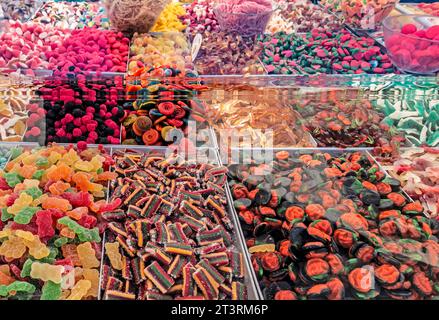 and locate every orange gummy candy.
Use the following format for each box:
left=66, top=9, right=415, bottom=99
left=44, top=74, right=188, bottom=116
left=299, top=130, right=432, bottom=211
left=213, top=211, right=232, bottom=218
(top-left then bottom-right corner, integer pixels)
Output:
left=66, top=207, right=88, bottom=220
left=0, top=270, right=14, bottom=285
left=47, top=163, right=74, bottom=182
left=72, top=172, right=102, bottom=193
left=60, top=227, right=76, bottom=239
left=42, top=196, right=72, bottom=212
left=49, top=181, right=71, bottom=196
left=96, top=171, right=118, bottom=182
left=61, top=244, right=82, bottom=266
left=19, top=165, right=37, bottom=179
